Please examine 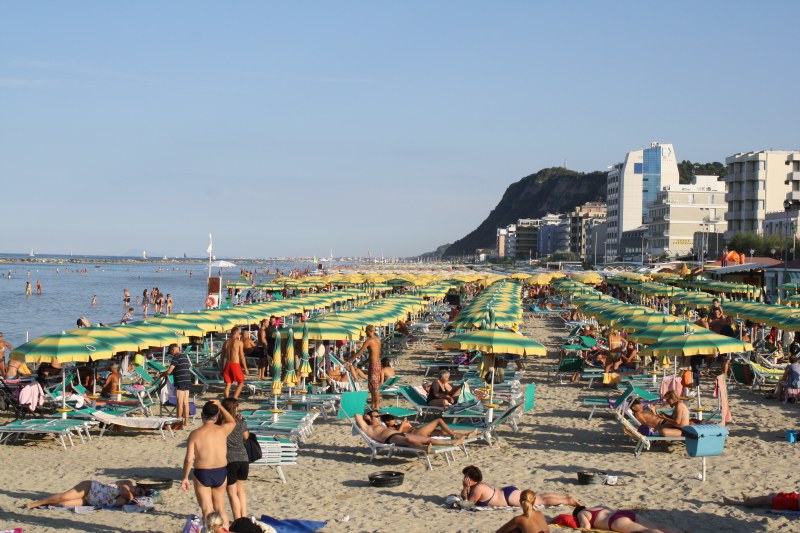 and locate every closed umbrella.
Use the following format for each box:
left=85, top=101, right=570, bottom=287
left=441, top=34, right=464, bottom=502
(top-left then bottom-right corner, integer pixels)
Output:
left=271, top=331, right=282, bottom=395
left=299, top=322, right=311, bottom=382
left=283, top=328, right=298, bottom=389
